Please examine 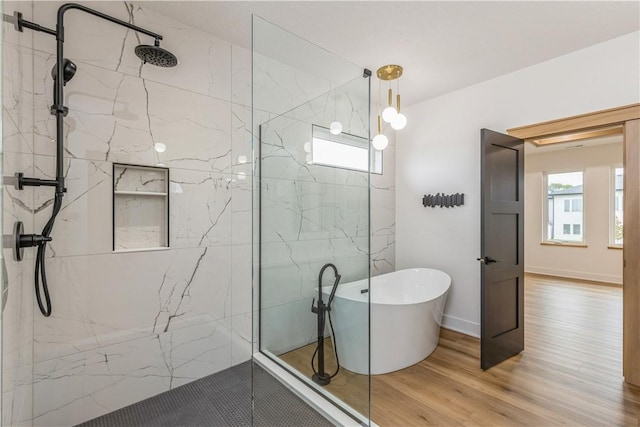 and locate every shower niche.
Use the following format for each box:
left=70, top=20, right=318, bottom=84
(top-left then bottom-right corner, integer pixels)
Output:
left=113, top=163, right=170, bottom=252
